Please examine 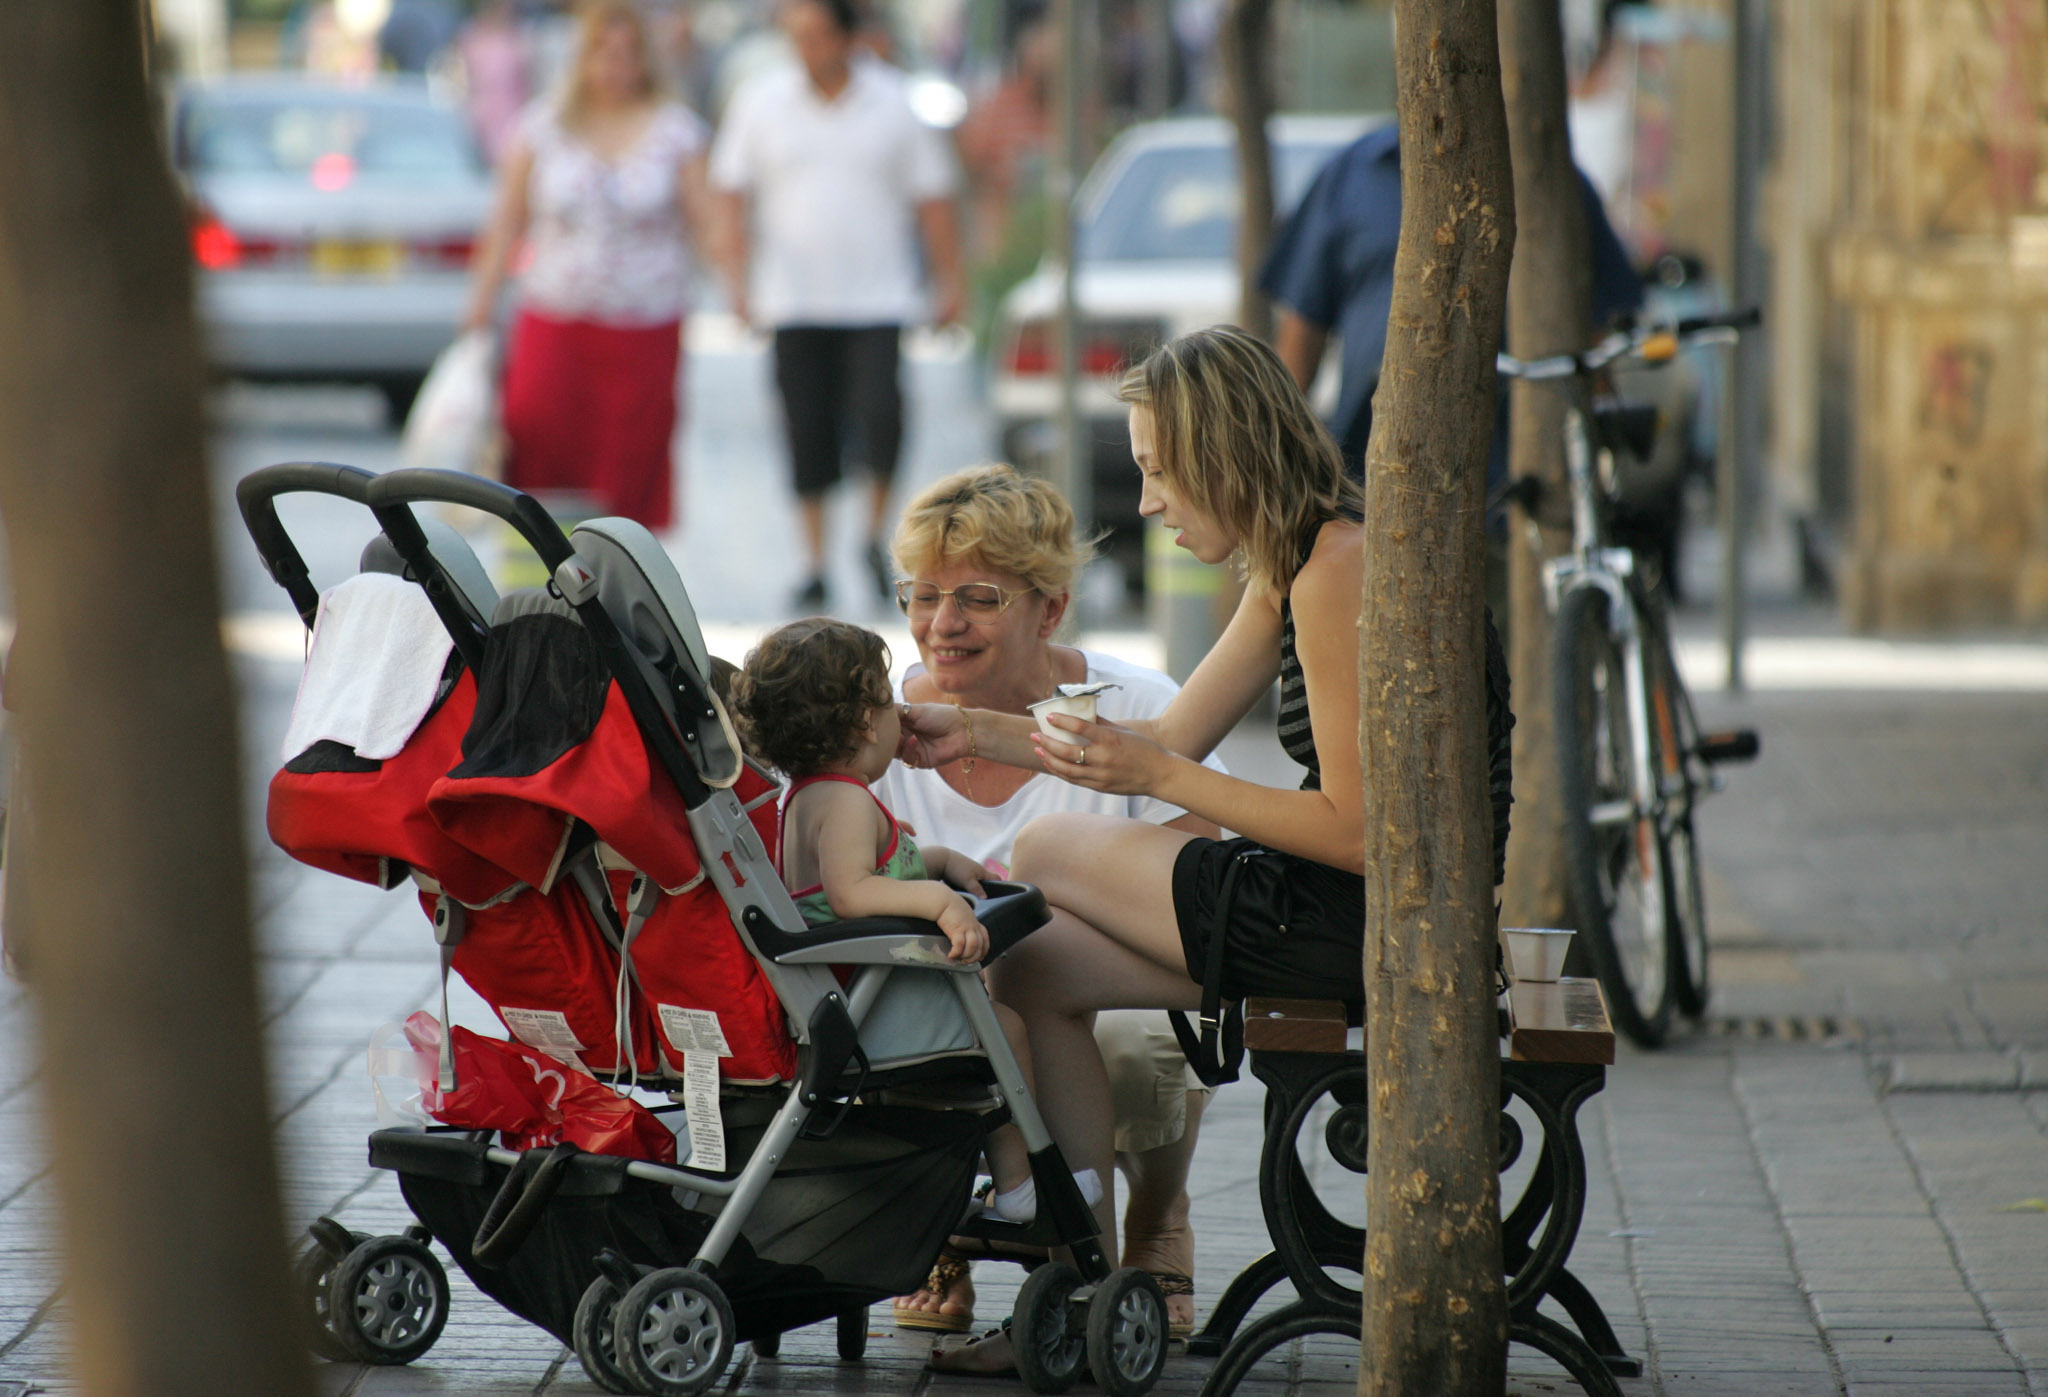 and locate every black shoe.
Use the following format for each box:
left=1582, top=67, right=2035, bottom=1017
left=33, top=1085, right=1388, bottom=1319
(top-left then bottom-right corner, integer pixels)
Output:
left=794, top=575, right=827, bottom=609
left=865, top=542, right=893, bottom=600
